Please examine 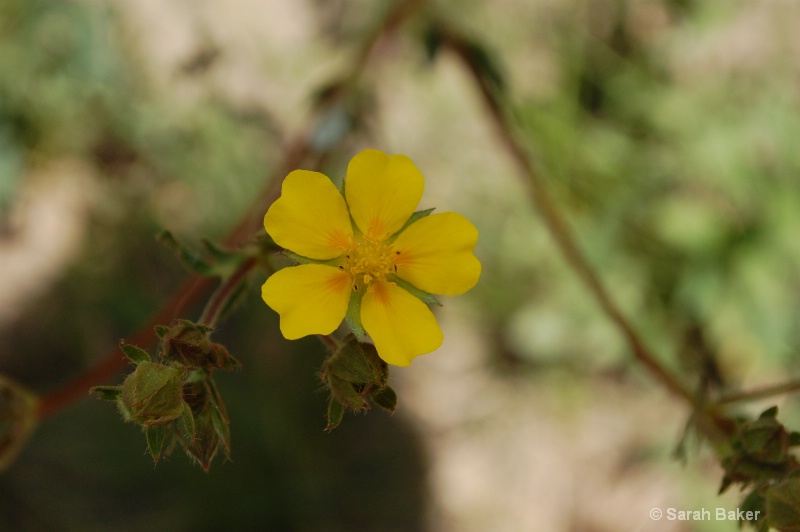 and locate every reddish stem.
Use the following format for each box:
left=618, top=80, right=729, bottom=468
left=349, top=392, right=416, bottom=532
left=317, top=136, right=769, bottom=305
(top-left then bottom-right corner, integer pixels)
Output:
left=36, top=276, right=214, bottom=419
